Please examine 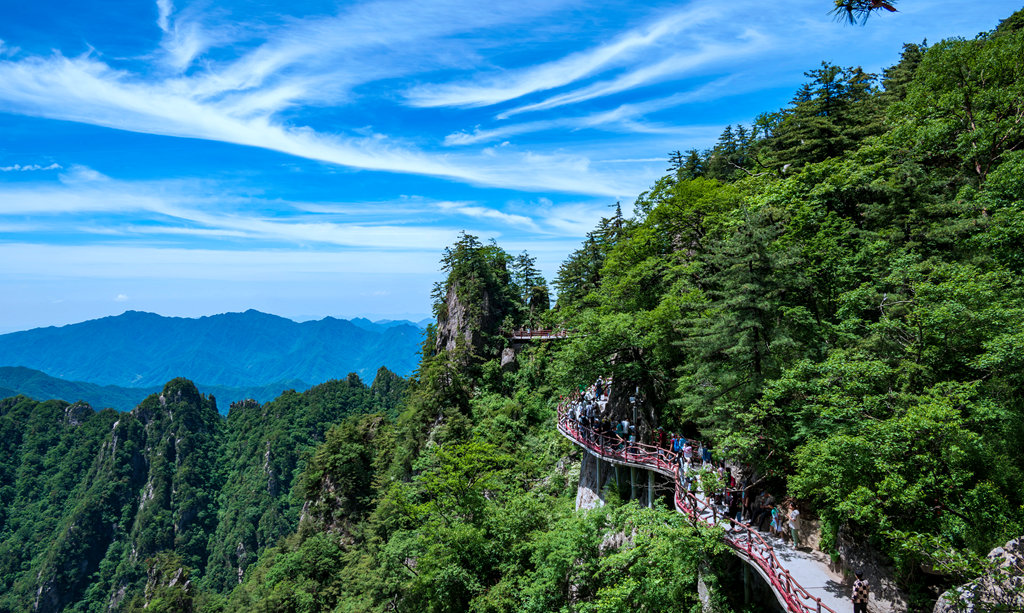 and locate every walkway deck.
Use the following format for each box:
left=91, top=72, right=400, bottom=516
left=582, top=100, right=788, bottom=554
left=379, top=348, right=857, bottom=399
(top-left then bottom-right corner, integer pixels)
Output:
left=506, top=329, right=570, bottom=341
left=557, top=407, right=848, bottom=613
